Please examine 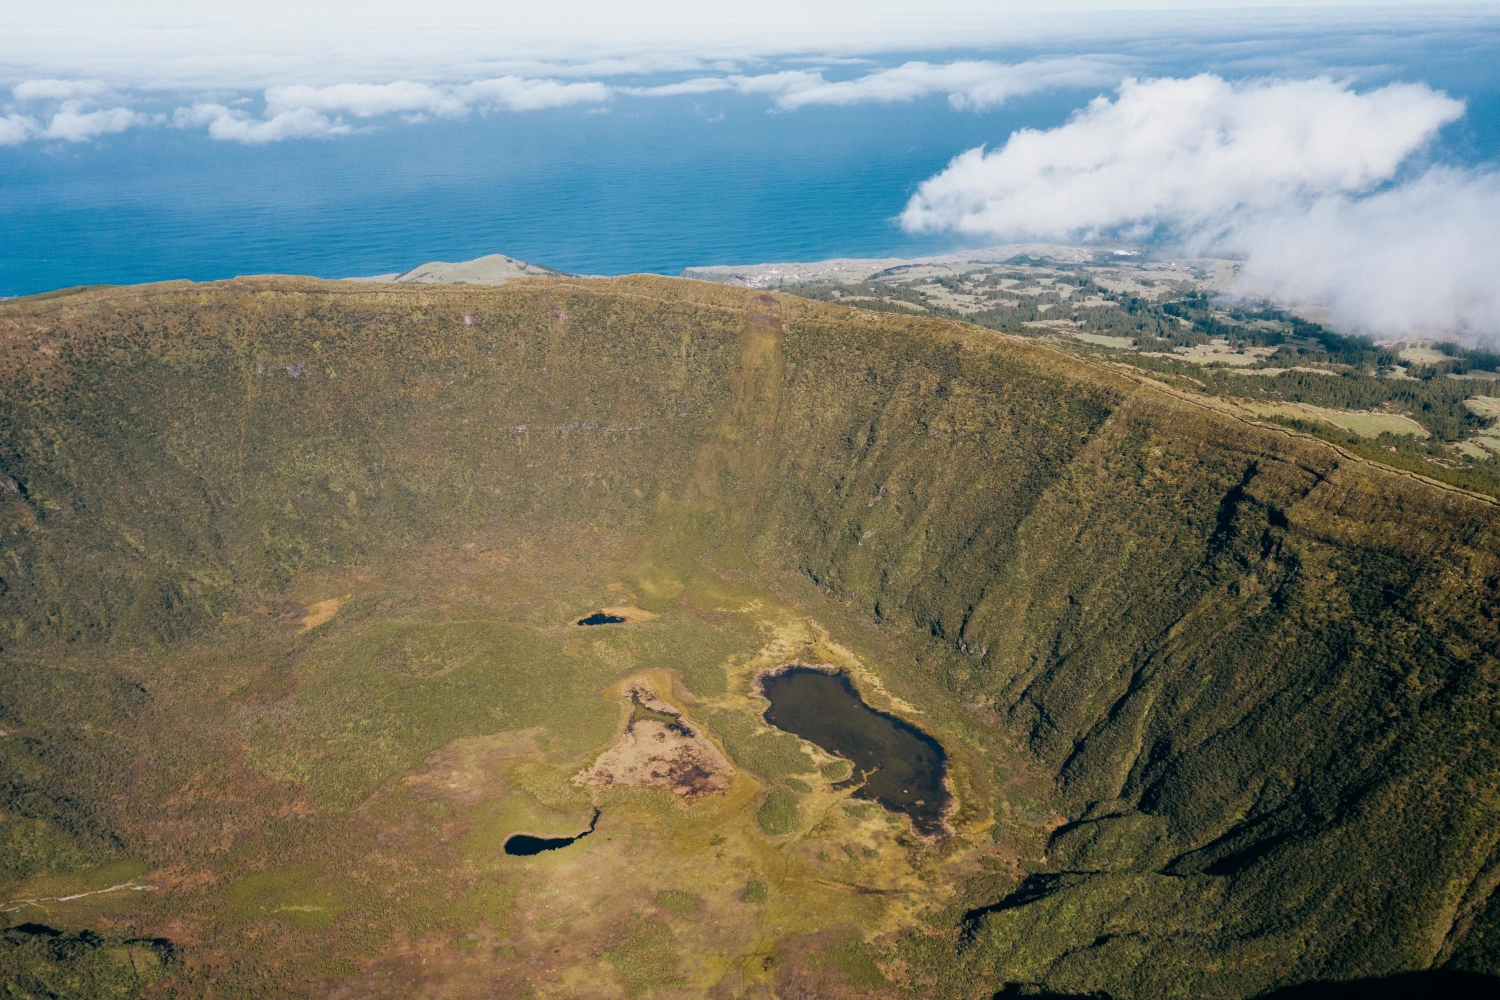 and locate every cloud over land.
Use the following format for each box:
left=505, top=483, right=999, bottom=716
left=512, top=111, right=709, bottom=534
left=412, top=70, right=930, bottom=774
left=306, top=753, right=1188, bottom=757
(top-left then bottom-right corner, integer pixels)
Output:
left=902, top=74, right=1498, bottom=339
